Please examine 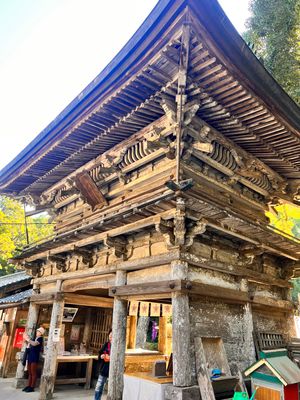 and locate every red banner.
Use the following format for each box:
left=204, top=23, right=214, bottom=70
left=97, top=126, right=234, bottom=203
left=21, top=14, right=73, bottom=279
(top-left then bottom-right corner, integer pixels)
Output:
left=13, top=327, right=25, bottom=349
